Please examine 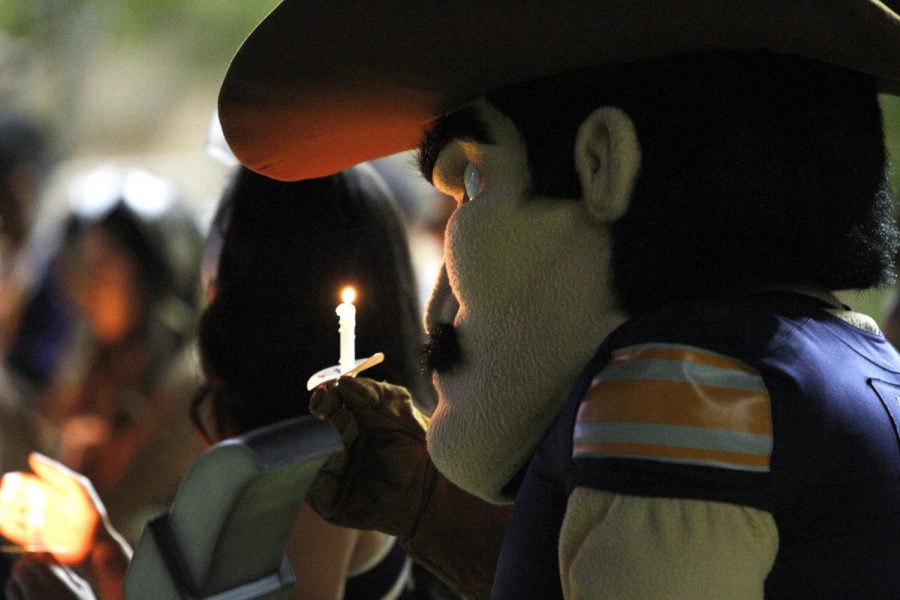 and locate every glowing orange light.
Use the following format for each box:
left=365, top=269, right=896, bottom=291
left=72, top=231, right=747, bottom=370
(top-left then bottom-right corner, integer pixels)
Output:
left=0, top=454, right=100, bottom=564
left=341, top=286, right=356, bottom=304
